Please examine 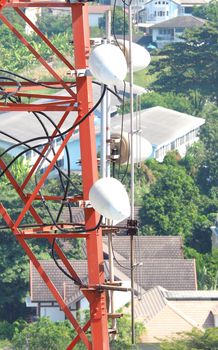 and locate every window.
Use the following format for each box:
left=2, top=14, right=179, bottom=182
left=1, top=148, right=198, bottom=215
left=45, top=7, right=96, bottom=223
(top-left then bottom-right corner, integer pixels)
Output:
left=166, top=11, right=169, bottom=15
left=154, top=11, right=157, bottom=16
left=175, top=27, right=184, bottom=33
